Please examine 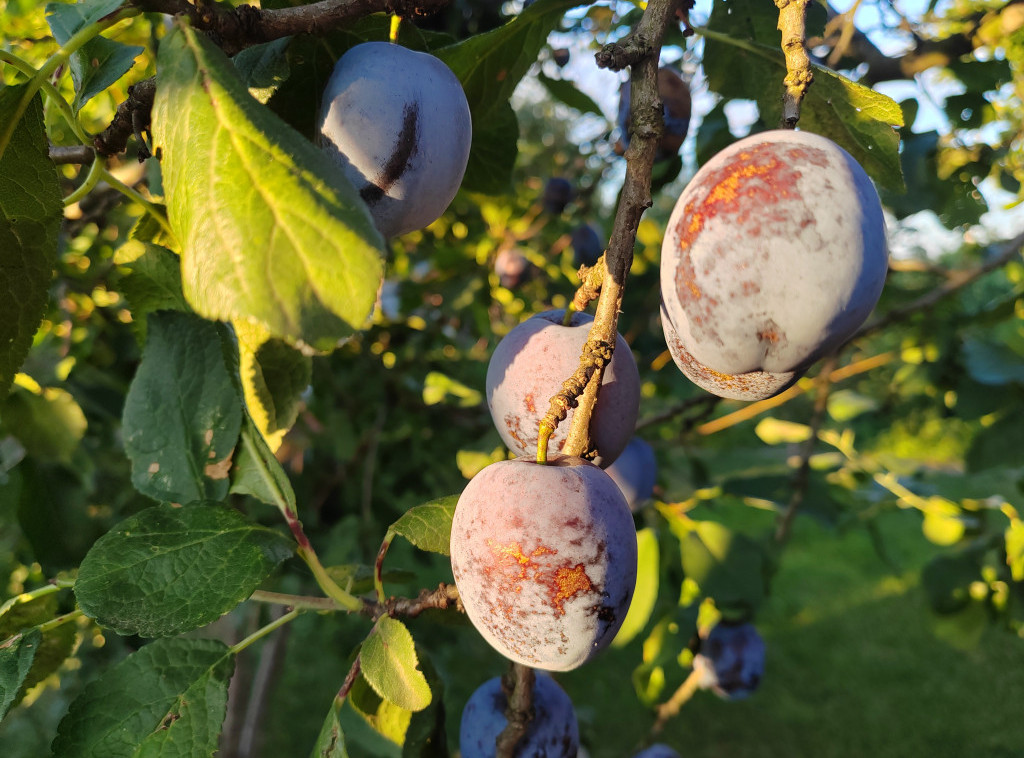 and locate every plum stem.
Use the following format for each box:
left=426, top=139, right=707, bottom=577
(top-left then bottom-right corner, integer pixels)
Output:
left=651, top=668, right=702, bottom=734
left=775, top=0, right=814, bottom=128
left=495, top=662, right=536, bottom=757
